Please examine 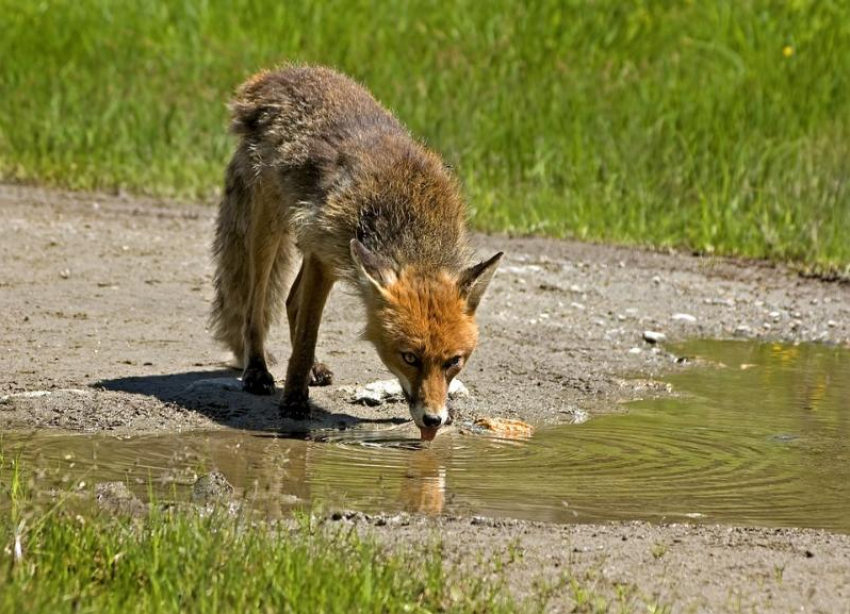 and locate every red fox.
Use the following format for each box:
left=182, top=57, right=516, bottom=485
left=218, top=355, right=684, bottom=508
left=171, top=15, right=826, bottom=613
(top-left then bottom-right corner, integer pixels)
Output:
left=210, top=65, right=502, bottom=440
